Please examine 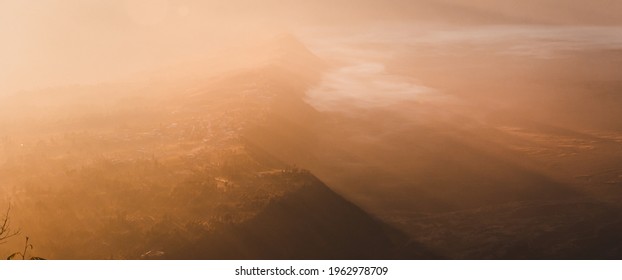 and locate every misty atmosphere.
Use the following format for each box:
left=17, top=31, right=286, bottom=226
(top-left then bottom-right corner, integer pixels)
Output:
left=1, top=1, right=622, bottom=259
